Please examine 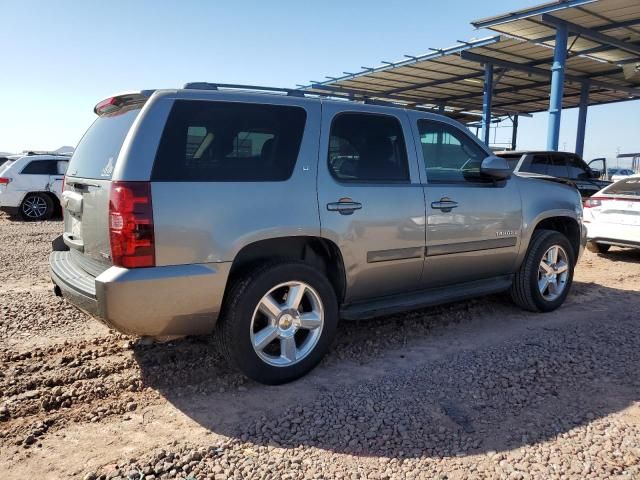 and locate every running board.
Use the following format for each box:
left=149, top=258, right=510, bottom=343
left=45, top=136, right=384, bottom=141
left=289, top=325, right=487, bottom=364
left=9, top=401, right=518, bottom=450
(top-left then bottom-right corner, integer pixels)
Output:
left=340, top=275, right=513, bottom=321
